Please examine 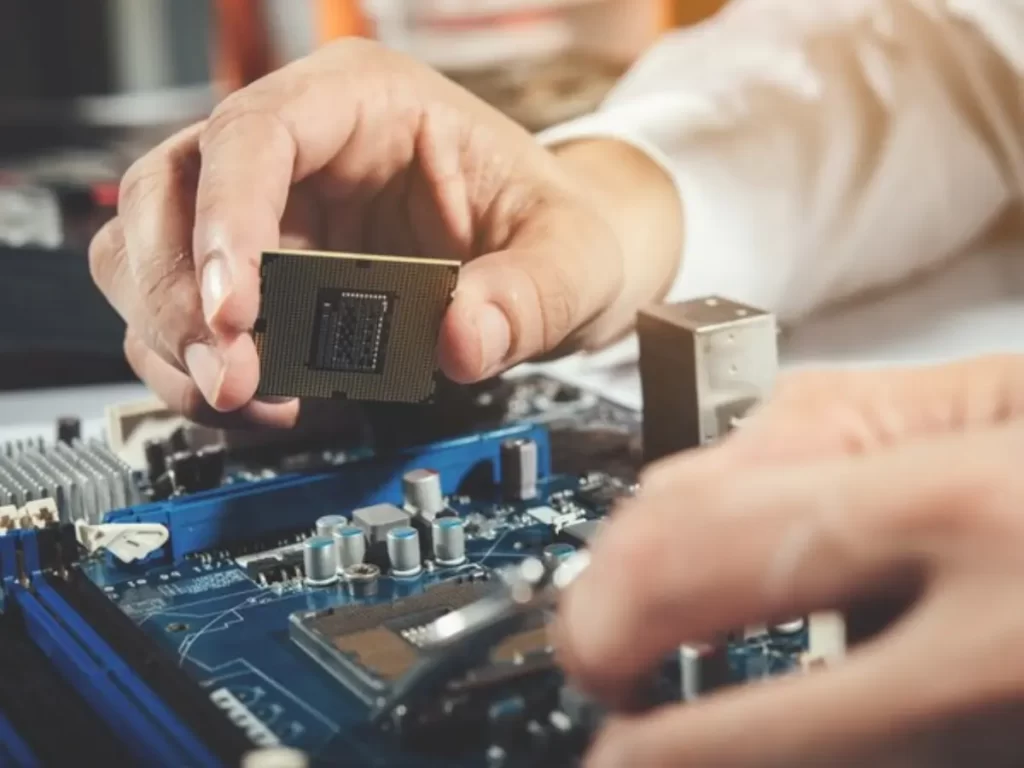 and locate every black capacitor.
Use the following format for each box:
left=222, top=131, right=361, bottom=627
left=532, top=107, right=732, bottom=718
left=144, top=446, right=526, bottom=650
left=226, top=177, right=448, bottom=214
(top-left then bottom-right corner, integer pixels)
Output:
left=169, top=451, right=200, bottom=493
left=144, top=439, right=167, bottom=482
left=150, top=472, right=176, bottom=501
left=194, top=445, right=226, bottom=491
left=168, top=426, right=189, bottom=453
left=56, top=416, right=81, bottom=444
left=500, top=438, right=538, bottom=501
